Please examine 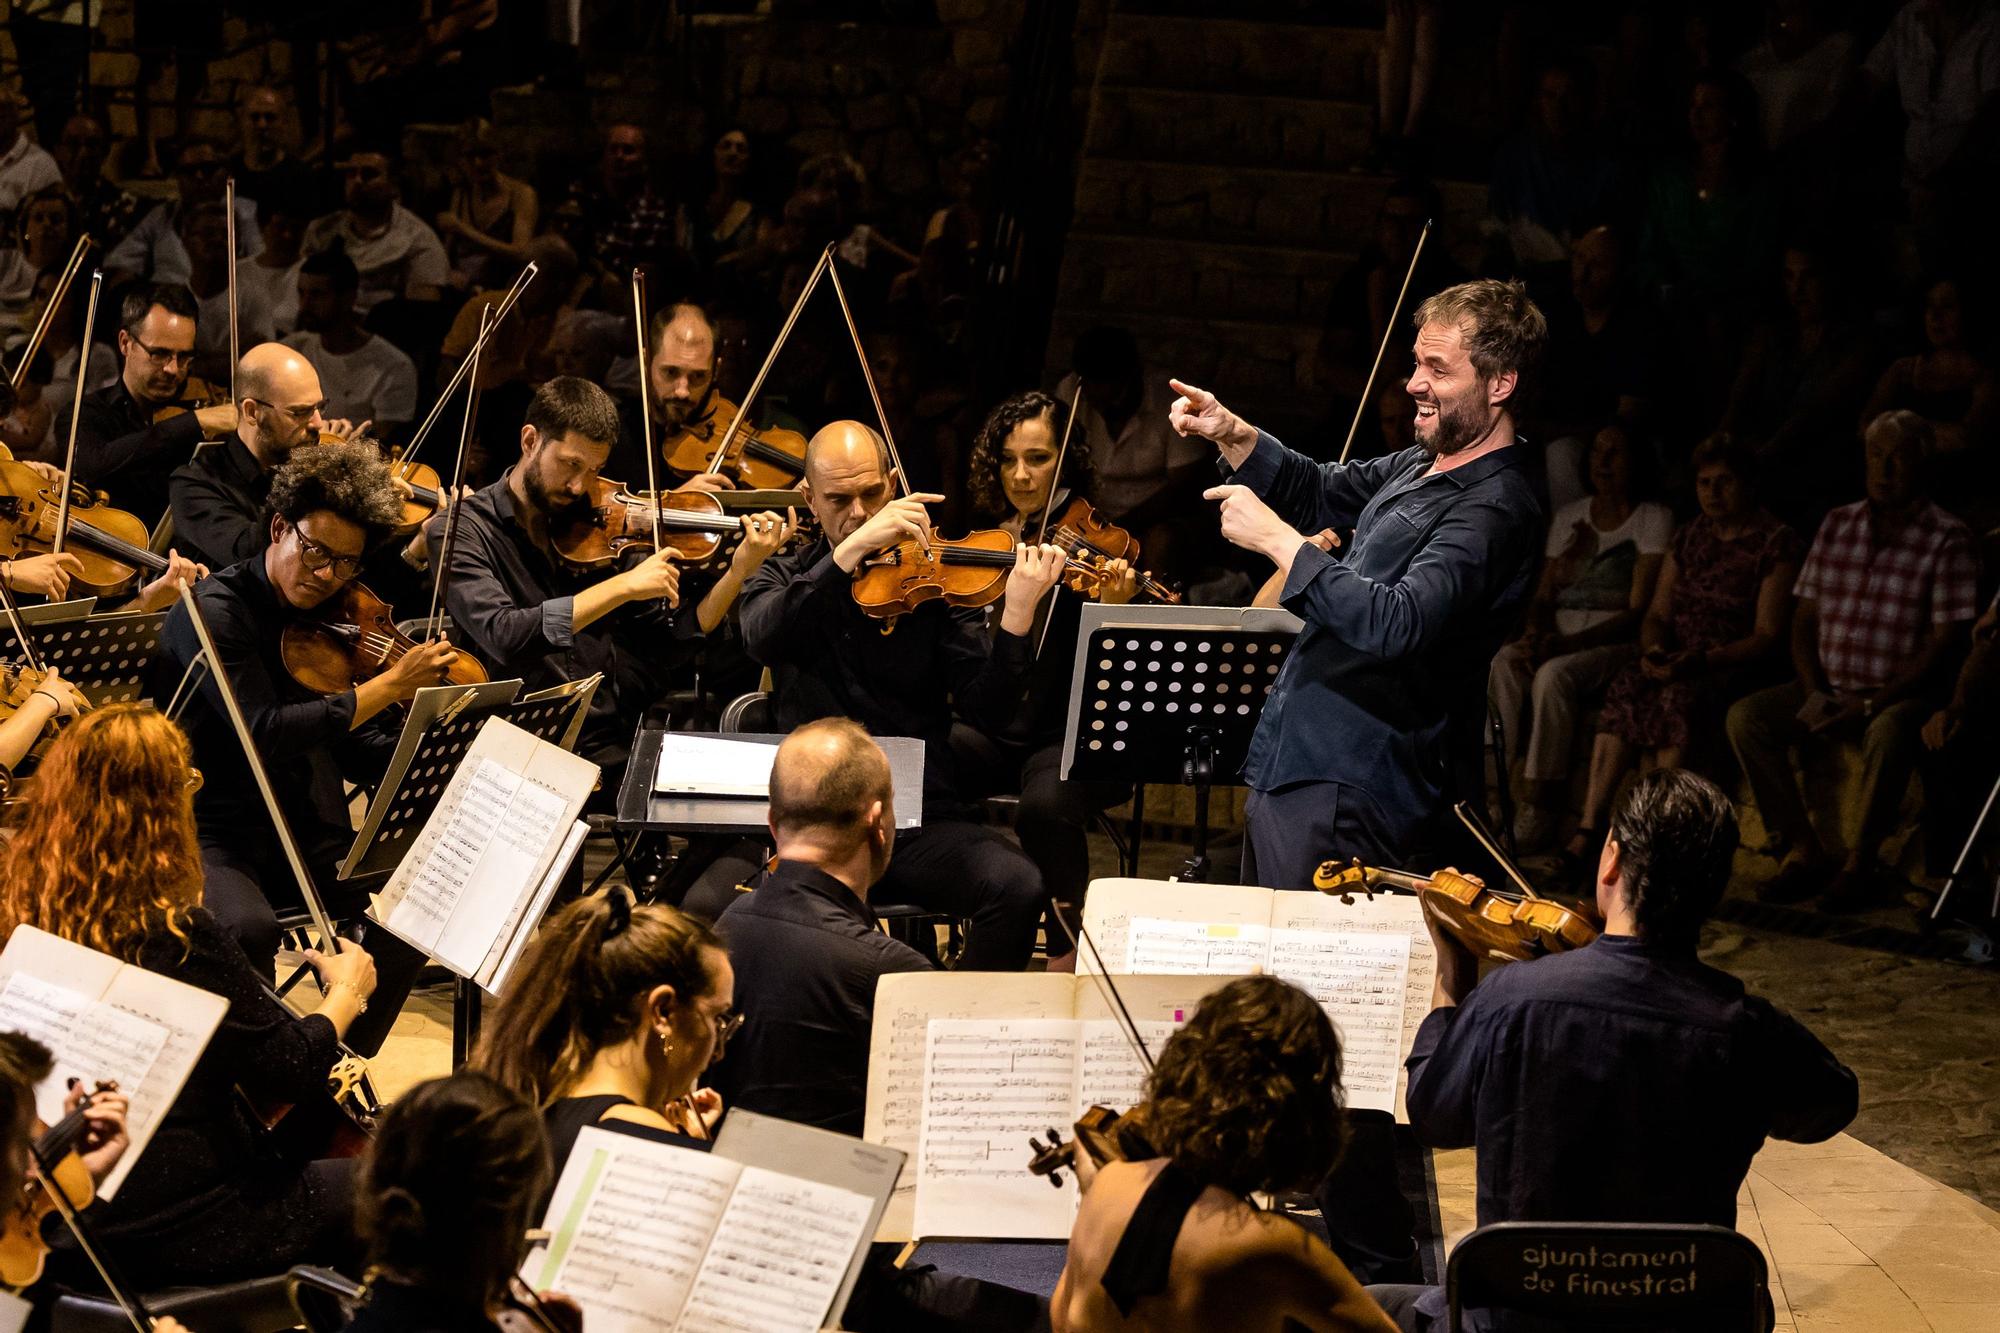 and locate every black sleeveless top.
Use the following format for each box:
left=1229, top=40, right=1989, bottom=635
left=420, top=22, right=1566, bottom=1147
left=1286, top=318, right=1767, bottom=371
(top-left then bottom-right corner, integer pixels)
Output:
left=543, top=1095, right=707, bottom=1176
left=1099, top=1159, right=1207, bottom=1316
